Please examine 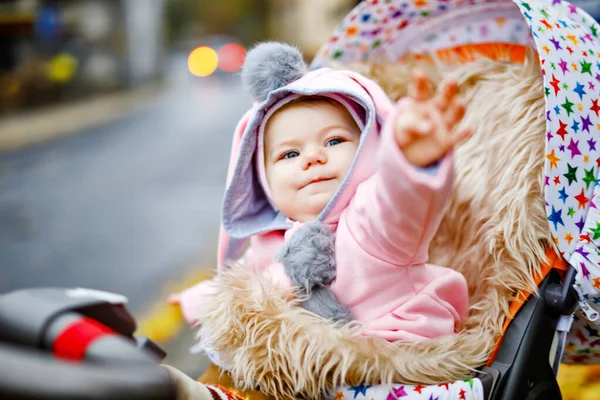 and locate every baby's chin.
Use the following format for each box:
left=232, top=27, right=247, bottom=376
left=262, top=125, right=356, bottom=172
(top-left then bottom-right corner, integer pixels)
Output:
left=291, top=192, right=334, bottom=222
